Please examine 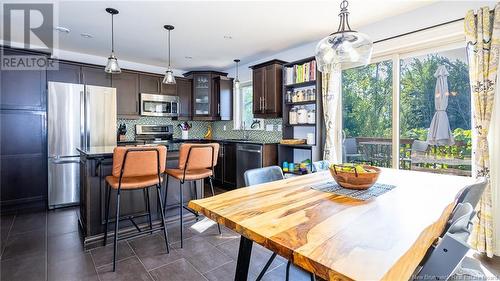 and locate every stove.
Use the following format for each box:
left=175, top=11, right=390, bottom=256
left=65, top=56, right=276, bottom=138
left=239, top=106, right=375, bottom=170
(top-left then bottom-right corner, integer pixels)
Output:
left=135, top=125, right=174, bottom=144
